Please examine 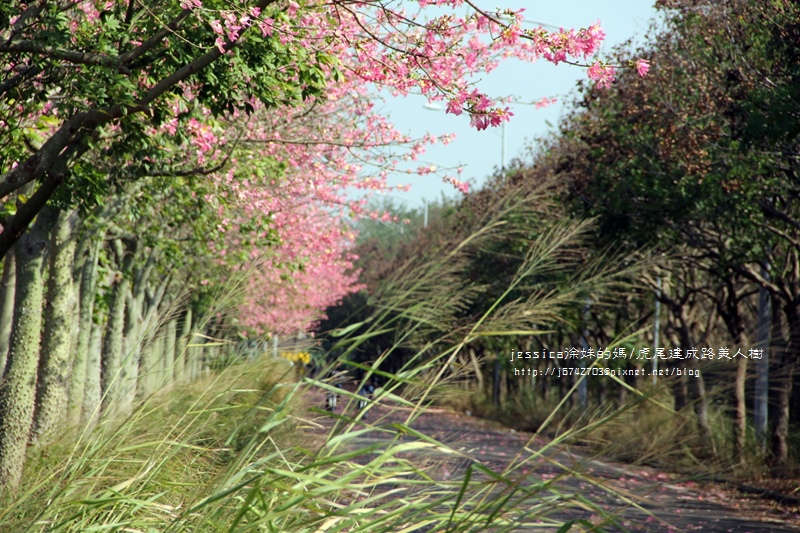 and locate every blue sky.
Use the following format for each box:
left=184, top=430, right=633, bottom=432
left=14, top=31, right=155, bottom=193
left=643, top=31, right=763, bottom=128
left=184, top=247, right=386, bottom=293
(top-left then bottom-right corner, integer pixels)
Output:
left=368, top=1, right=659, bottom=211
